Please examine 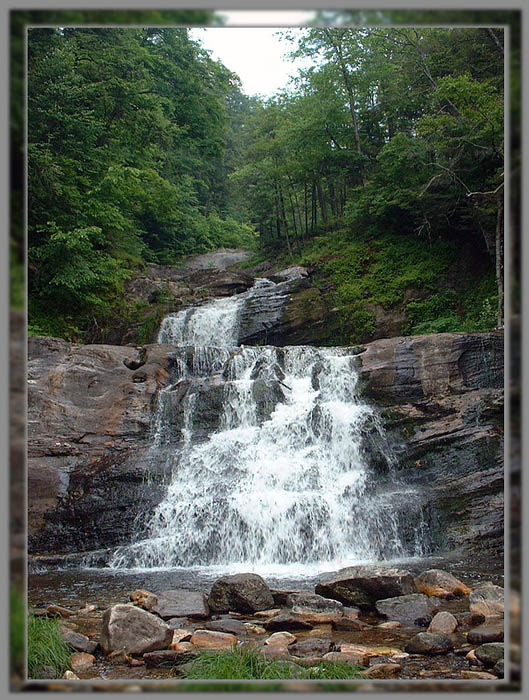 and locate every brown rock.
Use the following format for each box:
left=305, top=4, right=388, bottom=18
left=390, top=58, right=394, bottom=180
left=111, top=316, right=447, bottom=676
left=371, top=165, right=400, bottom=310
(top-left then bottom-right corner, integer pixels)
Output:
left=62, top=671, right=80, bottom=680
left=46, top=604, right=75, bottom=618
left=130, top=589, right=158, bottom=611
left=170, top=629, right=193, bottom=645
left=465, top=649, right=484, bottom=666
left=377, top=621, right=401, bottom=629
left=323, top=651, right=368, bottom=665
left=69, top=652, right=95, bottom=672
left=254, top=609, right=281, bottom=619
left=414, top=569, right=471, bottom=598
left=264, top=631, right=297, bottom=646
left=290, top=638, right=333, bottom=656
left=428, top=611, right=458, bottom=634
left=190, top=630, right=237, bottom=649
left=170, top=642, right=195, bottom=652
left=467, top=621, right=504, bottom=644
left=460, top=670, right=498, bottom=680
left=264, top=611, right=314, bottom=631
left=360, top=663, right=402, bottom=679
